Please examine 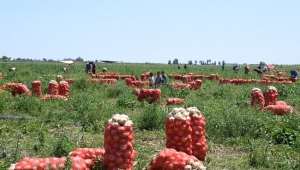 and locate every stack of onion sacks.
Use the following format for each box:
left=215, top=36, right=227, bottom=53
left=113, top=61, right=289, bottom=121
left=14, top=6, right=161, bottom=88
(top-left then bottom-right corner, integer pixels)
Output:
left=251, top=88, right=265, bottom=110
left=264, top=86, right=278, bottom=106
left=165, top=108, right=193, bottom=155
left=125, top=78, right=133, bottom=87
left=186, top=107, right=208, bottom=160
left=103, top=114, right=137, bottom=170
left=31, top=80, right=42, bottom=96
left=149, top=148, right=206, bottom=170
